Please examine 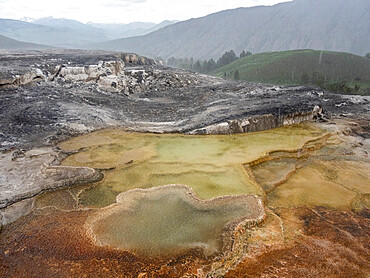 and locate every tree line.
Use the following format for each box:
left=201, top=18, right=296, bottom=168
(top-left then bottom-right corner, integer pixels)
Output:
left=166, top=50, right=252, bottom=74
